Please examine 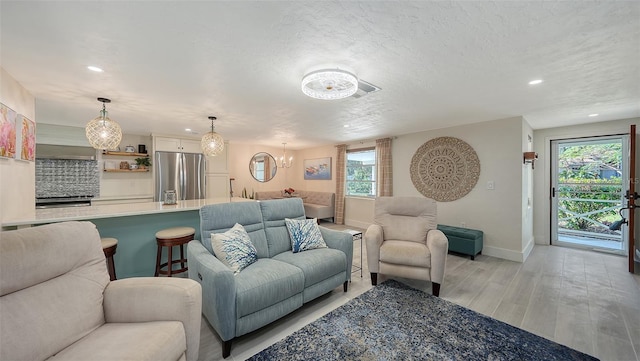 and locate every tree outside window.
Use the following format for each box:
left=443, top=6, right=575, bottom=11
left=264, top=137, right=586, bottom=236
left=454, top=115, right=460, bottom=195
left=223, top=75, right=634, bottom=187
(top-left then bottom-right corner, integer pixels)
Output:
left=346, top=148, right=376, bottom=197
left=557, top=142, right=622, bottom=232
